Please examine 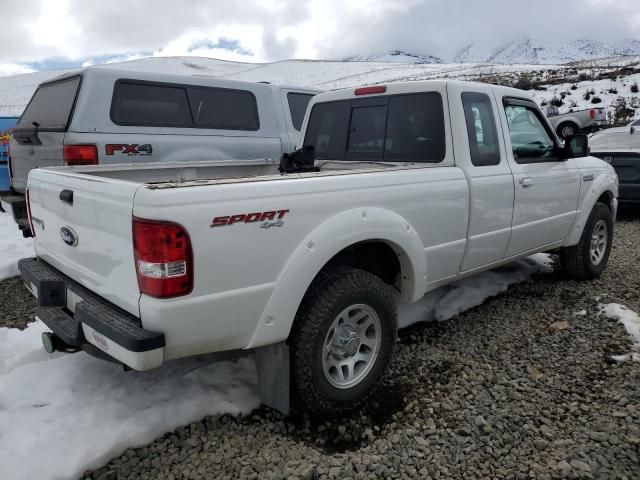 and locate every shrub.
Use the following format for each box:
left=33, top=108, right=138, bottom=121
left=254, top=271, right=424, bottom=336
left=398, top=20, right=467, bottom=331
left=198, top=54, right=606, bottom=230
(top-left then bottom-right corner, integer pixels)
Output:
left=631, top=82, right=639, bottom=93
left=591, top=96, right=602, bottom=104
left=608, top=87, right=618, bottom=94
left=560, top=92, right=567, bottom=99
left=611, top=97, right=635, bottom=126
left=540, top=100, right=548, bottom=106
left=578, top=73, right=591, bottom=82
left=514, top=73, right=534, bottom=90
left=569, top=100, right=578, bottom=108
left=549, top=96, right=563, bottom=107
left=570, top=84, right=578, bottom=90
